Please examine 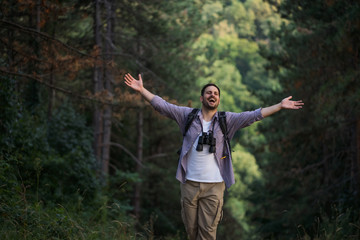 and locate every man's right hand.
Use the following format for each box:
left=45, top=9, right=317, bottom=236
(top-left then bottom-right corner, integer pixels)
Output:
left=124, top=73, right=155, bottom=102
left=124, top=73, right=143, bottom=93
